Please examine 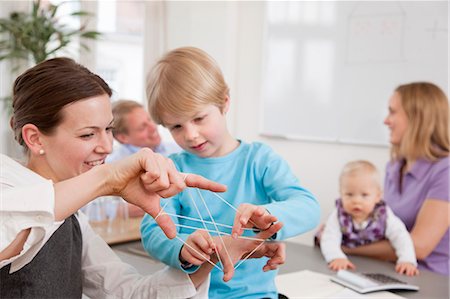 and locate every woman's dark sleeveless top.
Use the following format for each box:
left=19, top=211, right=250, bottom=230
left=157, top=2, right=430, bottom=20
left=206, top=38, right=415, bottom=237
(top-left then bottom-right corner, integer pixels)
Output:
left=0, top=214, right=82, bottom=298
